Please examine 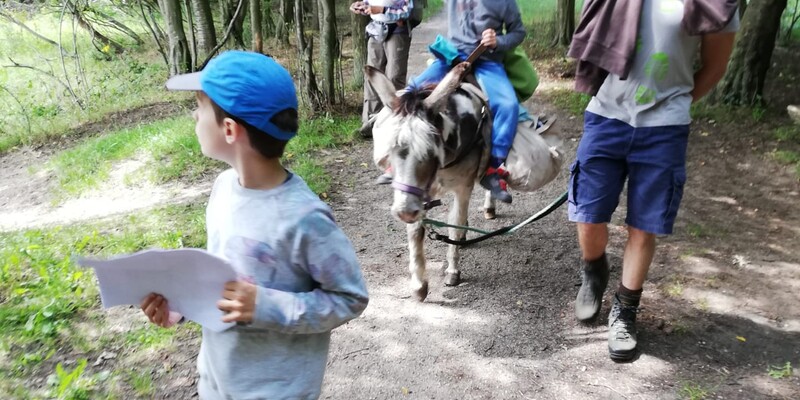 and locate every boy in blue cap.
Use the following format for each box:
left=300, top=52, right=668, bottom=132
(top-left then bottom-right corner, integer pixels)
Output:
left=140, top=51, right=369, bottom=399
